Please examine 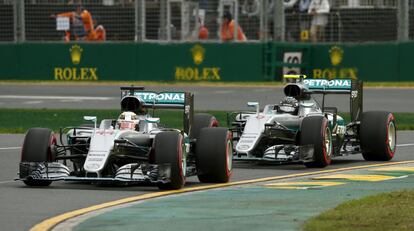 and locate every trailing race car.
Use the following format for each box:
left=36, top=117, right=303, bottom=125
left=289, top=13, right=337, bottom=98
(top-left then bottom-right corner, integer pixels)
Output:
left=229, top=75, right=396, bottom=168
left=18, top=87, right=232, bottom=189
